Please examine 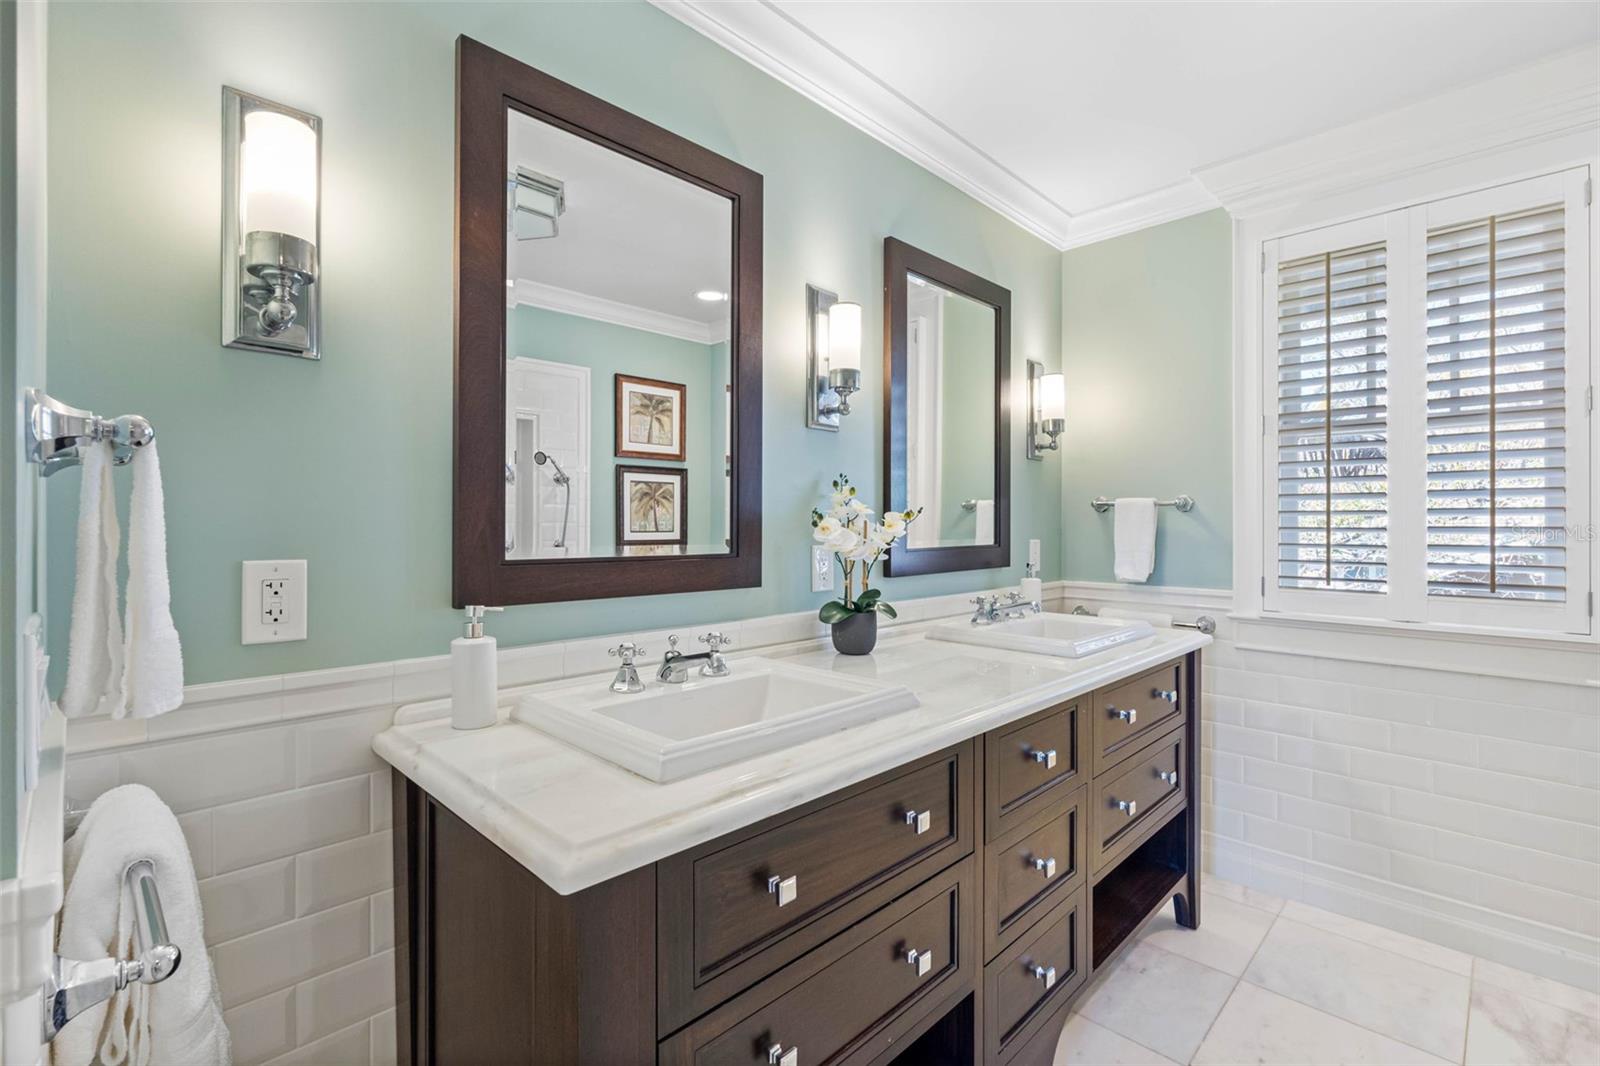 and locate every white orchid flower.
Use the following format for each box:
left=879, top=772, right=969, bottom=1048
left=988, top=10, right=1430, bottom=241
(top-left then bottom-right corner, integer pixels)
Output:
left=826, top=527, right=862, bottom=555
left=846, top=497, right=873, bottom=517
left=814, top=515, right=841, bottom=541
left=881, top=511, right=906, bottom=535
